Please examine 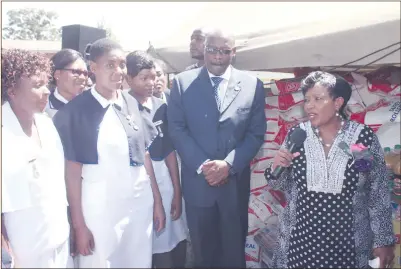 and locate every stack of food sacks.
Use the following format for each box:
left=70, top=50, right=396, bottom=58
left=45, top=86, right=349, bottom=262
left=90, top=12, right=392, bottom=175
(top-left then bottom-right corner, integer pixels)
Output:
left=247, top=67, right=401, bottom=268
left=247, top=80, right=306, bottom=268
